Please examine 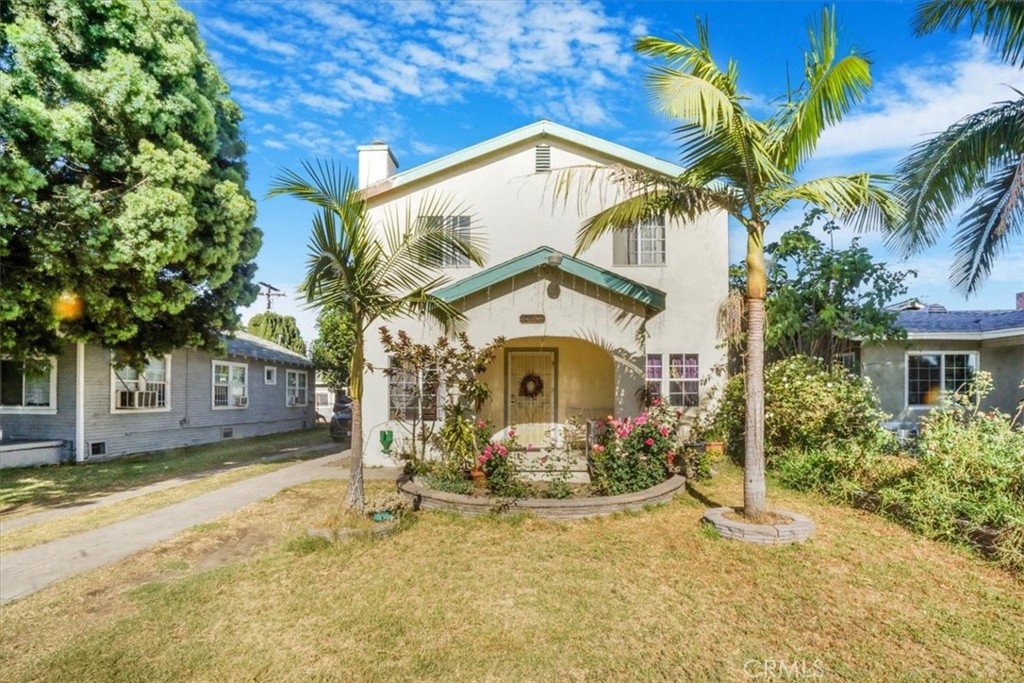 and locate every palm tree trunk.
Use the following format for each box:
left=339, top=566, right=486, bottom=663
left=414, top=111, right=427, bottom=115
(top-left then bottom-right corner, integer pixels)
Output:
left=744, top=229, right=768, bottom=518
left=347, top=336, right=365, bottom=512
